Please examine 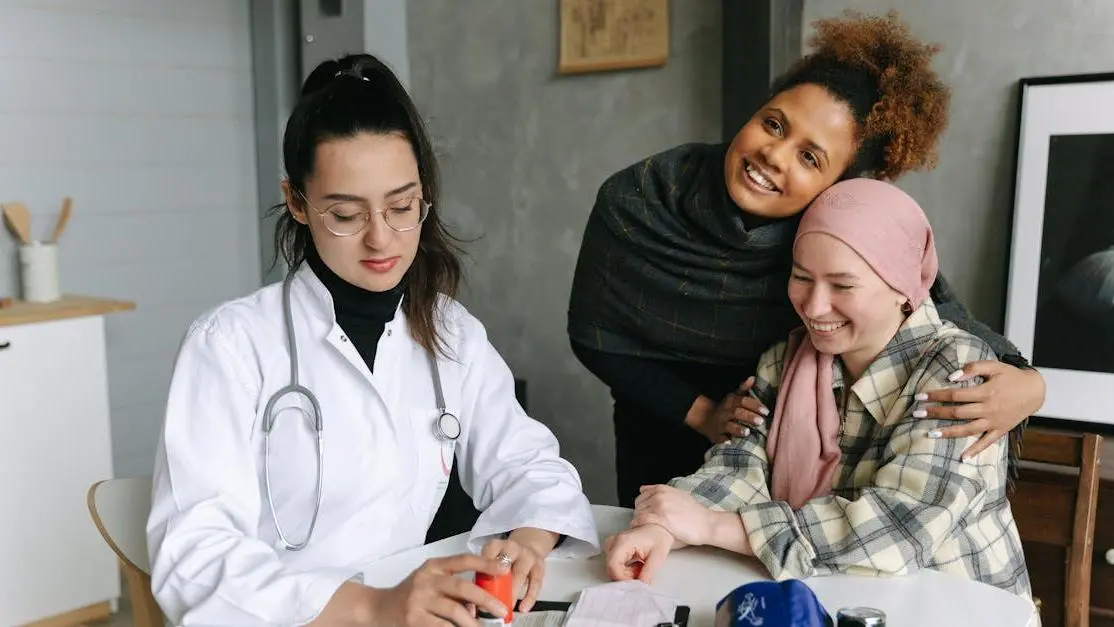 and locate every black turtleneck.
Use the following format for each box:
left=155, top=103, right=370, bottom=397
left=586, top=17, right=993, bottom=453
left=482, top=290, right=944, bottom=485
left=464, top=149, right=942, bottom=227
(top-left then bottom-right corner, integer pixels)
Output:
left=305, top=246, right=406, bottom=372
